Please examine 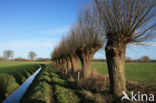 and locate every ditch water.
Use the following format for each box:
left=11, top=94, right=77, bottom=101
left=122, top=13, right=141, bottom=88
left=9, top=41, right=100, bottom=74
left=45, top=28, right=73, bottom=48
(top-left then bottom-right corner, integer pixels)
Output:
left=2, top=67, right=42, bottom=103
